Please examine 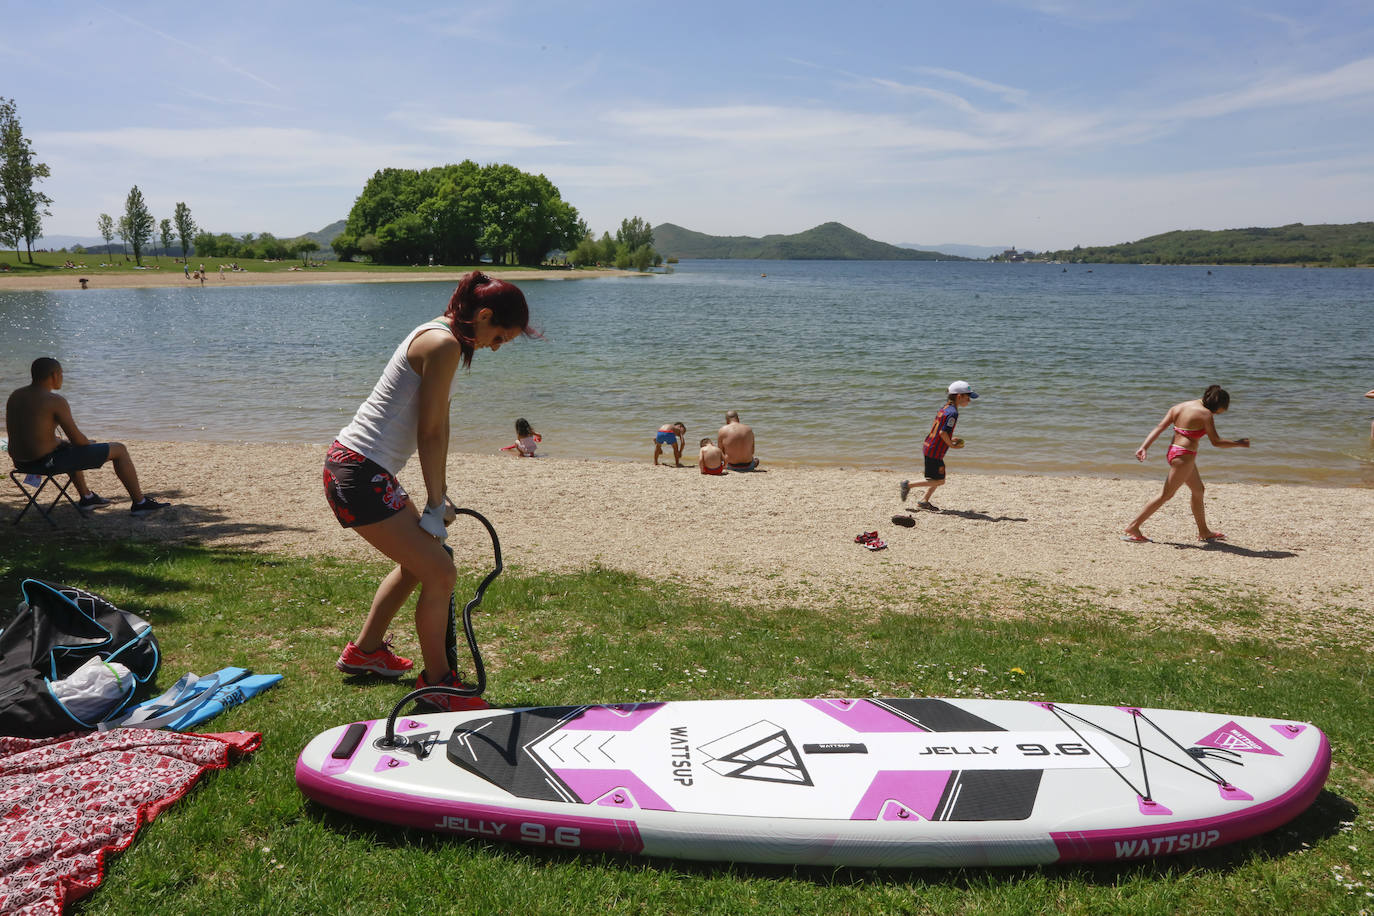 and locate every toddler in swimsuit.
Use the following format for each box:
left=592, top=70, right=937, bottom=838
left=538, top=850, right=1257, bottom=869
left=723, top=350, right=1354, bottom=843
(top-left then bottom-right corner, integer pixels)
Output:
left=698, top=437, right=725, bottom=475
left=501, top=417, right=541, bottom=457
